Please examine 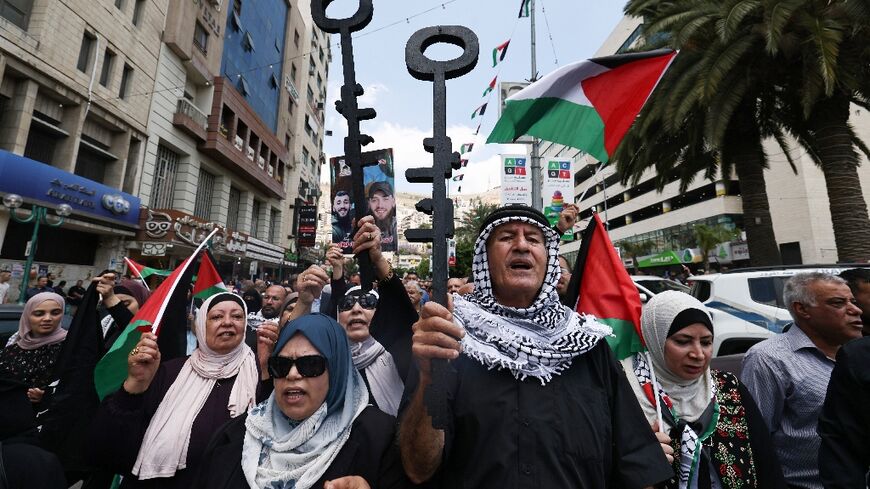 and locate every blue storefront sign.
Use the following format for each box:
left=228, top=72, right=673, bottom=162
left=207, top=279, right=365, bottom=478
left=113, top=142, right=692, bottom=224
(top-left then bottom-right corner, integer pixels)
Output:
left=0, top=150, right=140, bottom=227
